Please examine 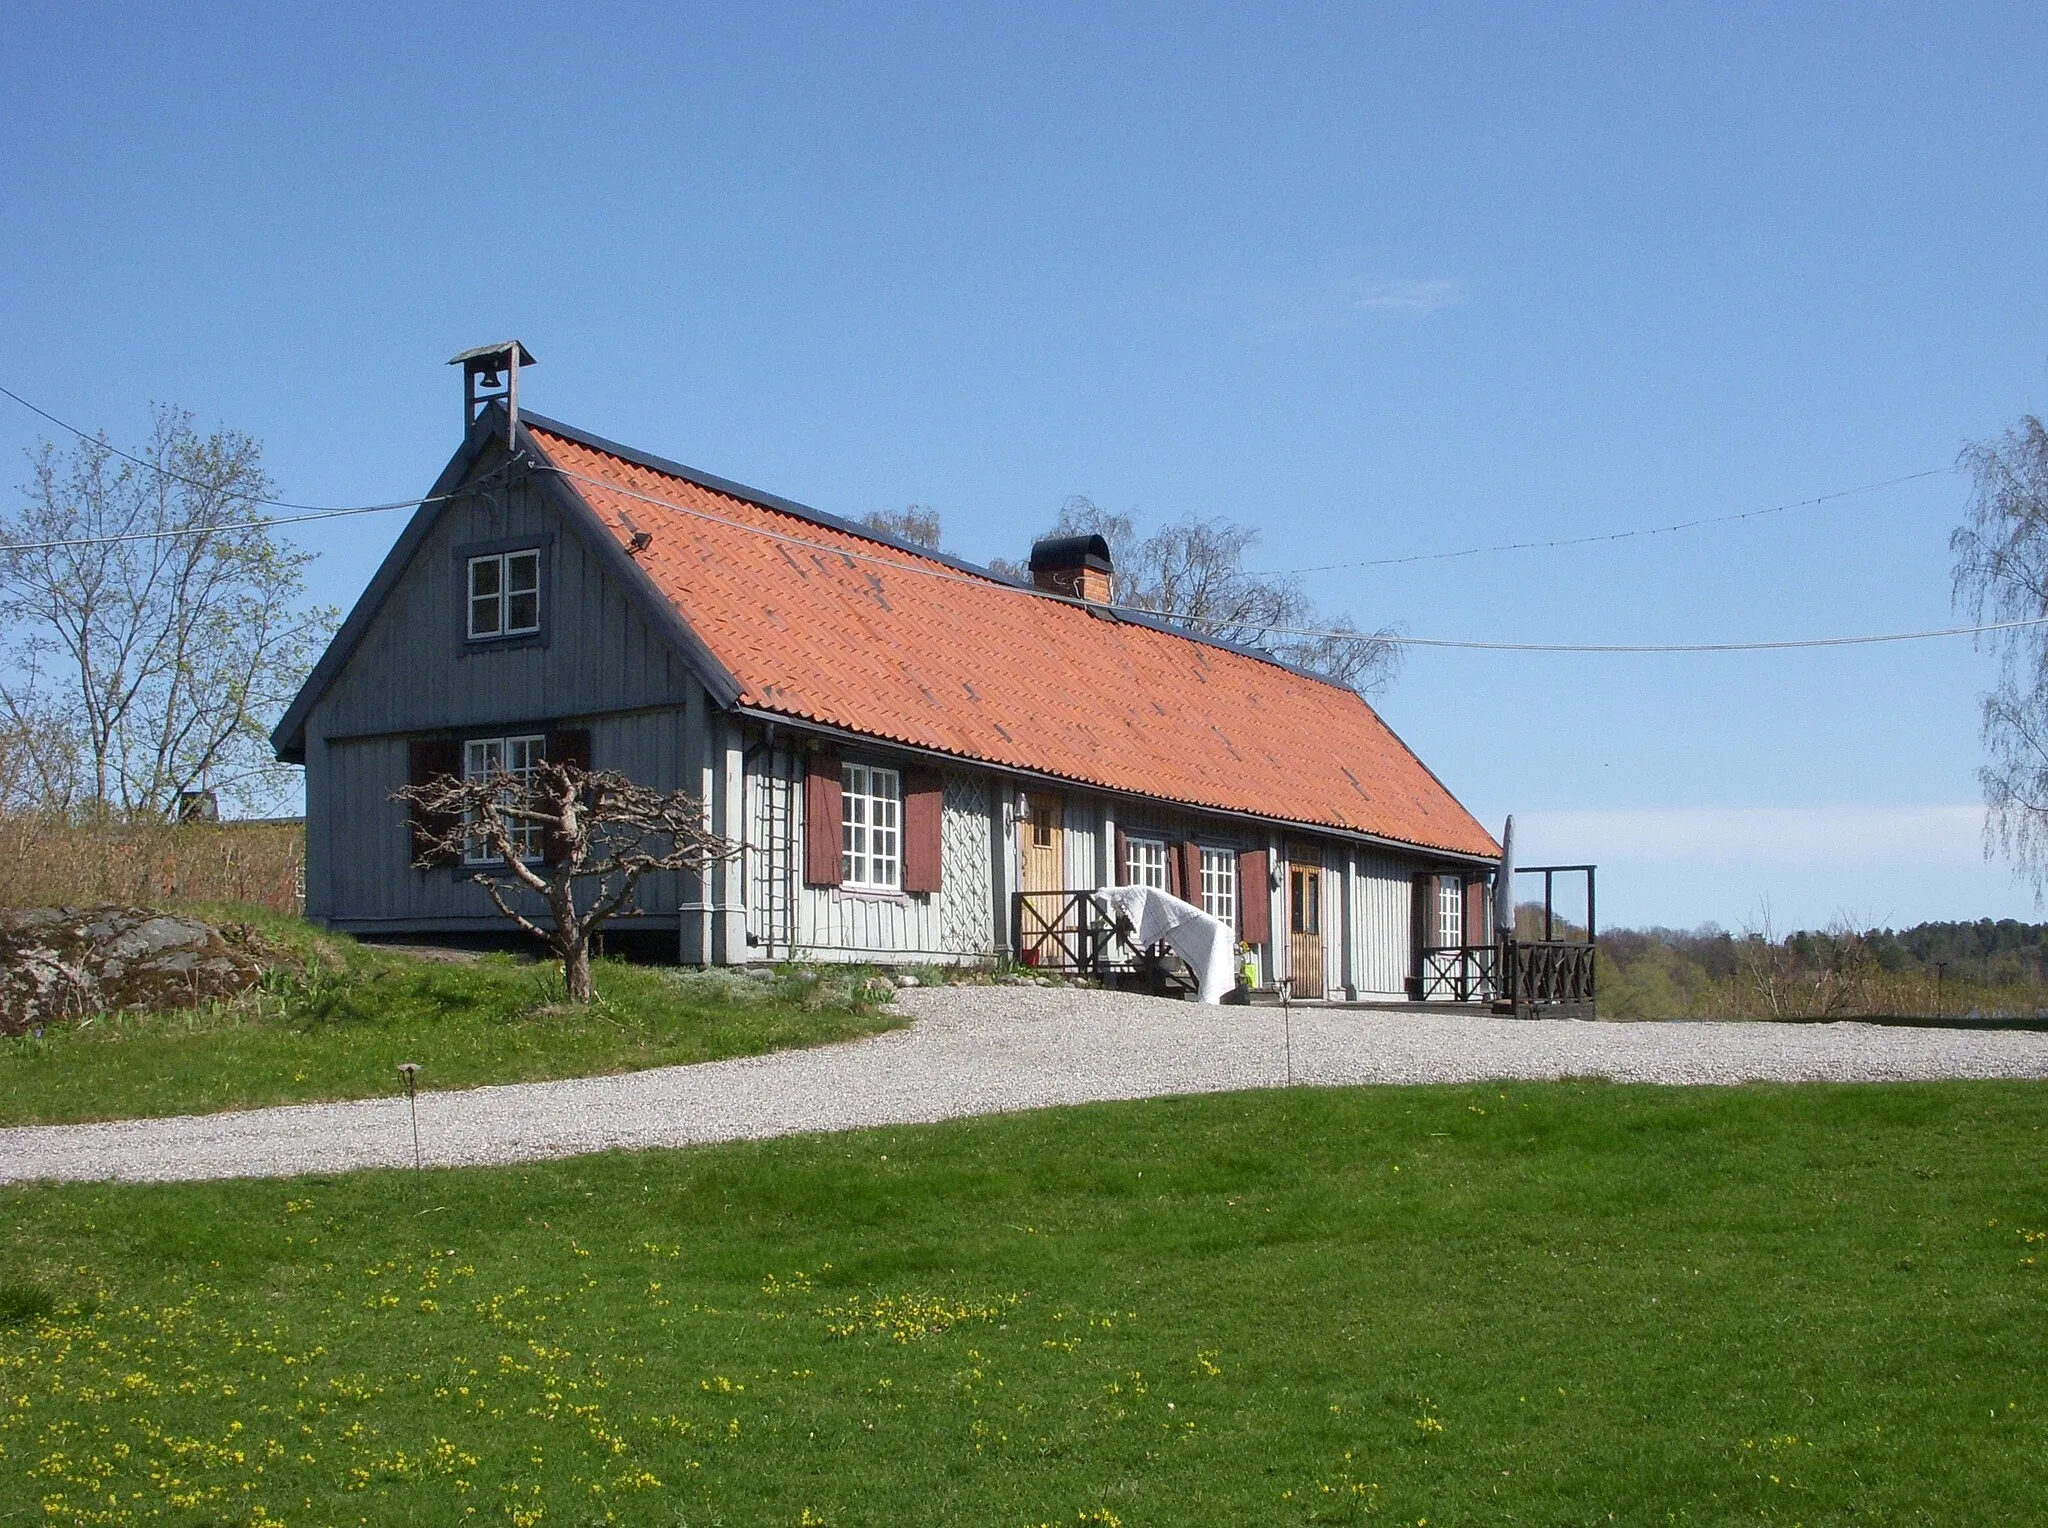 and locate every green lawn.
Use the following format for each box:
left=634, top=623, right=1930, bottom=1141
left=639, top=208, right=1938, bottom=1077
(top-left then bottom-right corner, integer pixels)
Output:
left=0, top=909, right=904, bottom=1126
left=4, top=1082, right=2045, bottom=1525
